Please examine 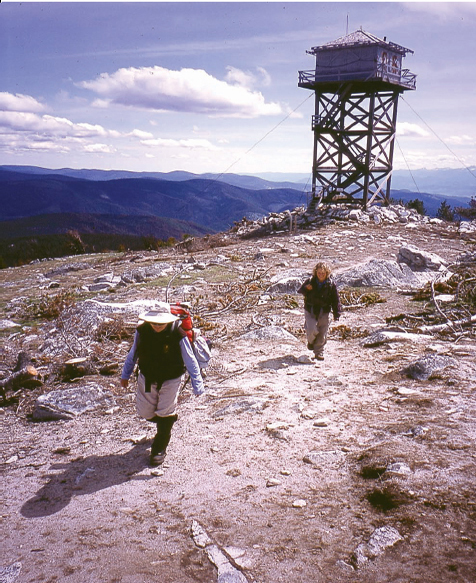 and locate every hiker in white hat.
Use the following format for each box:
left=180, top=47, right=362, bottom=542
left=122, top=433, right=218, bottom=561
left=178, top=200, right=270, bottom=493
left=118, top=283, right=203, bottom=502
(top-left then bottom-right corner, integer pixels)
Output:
left=120, top=303, right=205, bottom=466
